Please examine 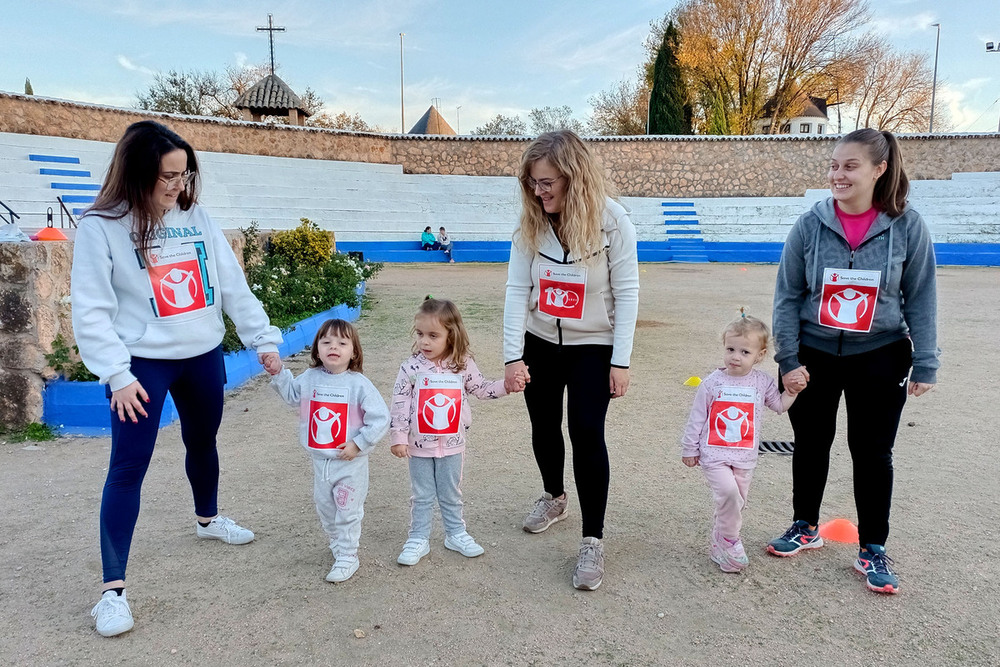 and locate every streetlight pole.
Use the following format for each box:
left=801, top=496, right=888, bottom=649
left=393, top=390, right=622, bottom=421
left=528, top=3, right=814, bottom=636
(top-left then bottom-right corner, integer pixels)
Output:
left=456, top=105, right=462, bottom=134
left=399, top=33, right=405, bottom=133
left=929, top=23, right=940, bottom=133
left=989, top=41, right=1000, bottom=132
